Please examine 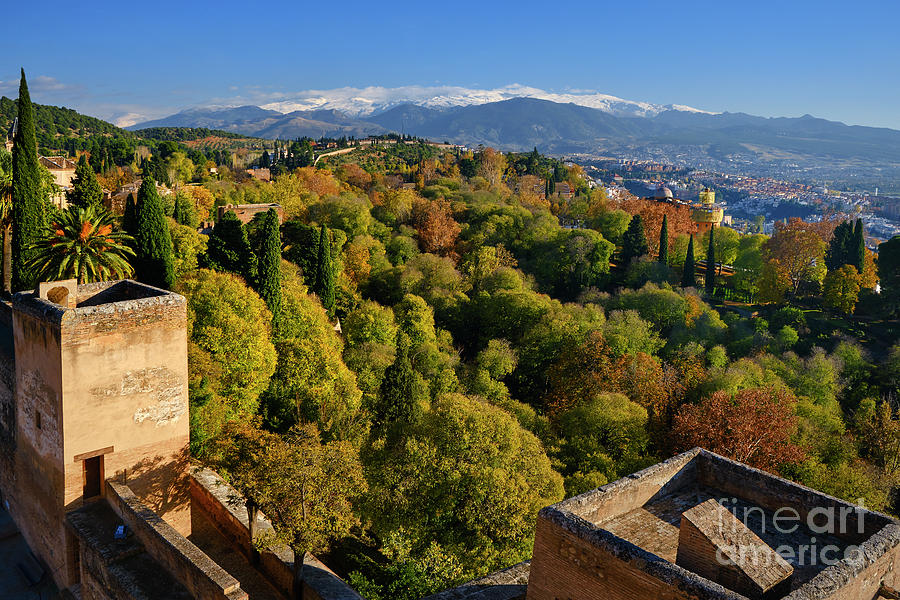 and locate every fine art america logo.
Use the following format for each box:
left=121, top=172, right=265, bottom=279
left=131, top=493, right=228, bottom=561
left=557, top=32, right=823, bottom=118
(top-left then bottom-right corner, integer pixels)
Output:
left=713, top=497, right=869, bottom=568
